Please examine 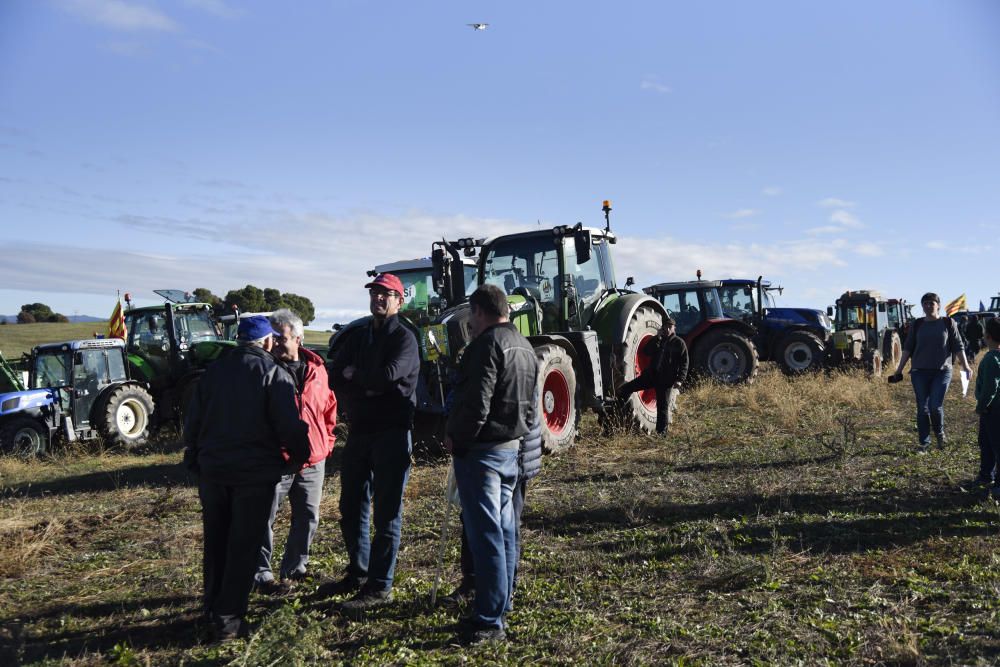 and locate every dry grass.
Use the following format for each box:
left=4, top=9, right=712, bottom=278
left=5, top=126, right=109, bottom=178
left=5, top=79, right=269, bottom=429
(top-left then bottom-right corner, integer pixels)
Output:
left=0, top=364, right=997, bottom=665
